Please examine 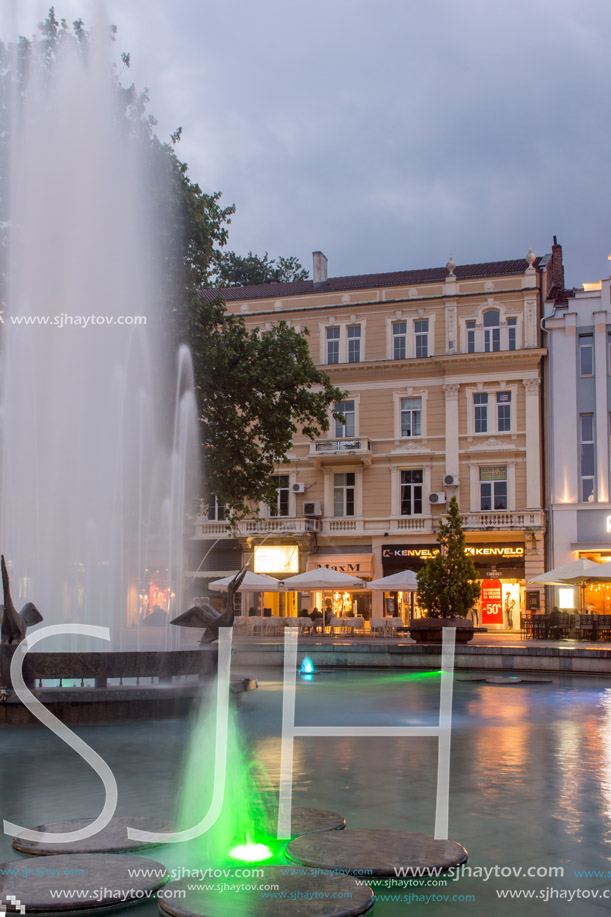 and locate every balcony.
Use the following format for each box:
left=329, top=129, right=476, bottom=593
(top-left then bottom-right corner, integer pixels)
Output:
left=462, top=511, right=545, bottom=531
left=310, top=438, right=372, bottom=465
left=193, top=516, right=320, bottom=539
